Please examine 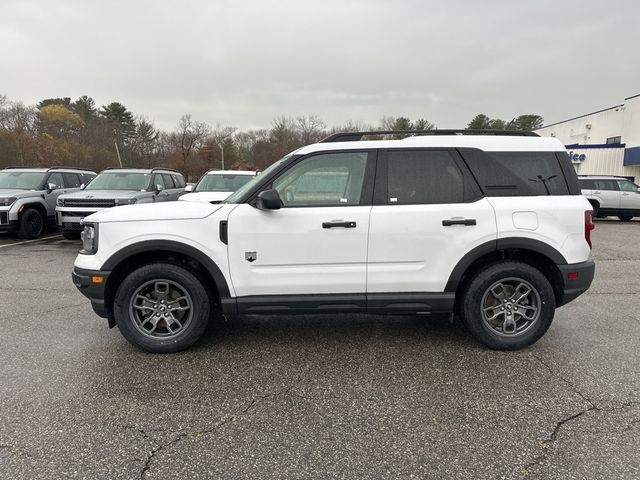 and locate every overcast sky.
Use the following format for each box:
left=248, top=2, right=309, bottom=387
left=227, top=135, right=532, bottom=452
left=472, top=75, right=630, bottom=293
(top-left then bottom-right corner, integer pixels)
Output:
left=1, top=0, right=638, bottom=131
